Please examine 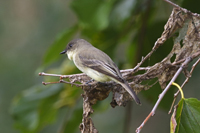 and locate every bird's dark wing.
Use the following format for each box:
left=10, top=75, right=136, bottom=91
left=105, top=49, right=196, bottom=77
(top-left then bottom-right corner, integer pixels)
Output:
left=79, top=53, right=124, bottom=83
left=78, top=48, right=141, bottom=105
